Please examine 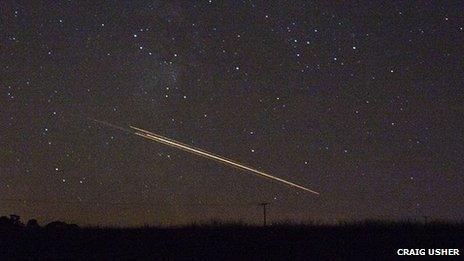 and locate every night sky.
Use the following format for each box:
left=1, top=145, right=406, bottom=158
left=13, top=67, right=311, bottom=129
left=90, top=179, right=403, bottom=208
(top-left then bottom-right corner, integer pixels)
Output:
left=1, top=1, right=463, bottom=226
